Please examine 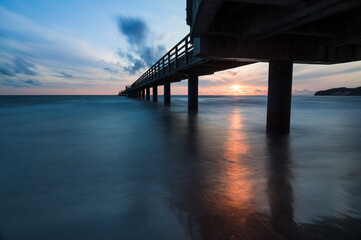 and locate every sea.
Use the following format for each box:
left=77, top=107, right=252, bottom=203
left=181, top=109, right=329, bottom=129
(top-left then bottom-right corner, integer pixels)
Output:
left=0, top=95, right=360, bottom=240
